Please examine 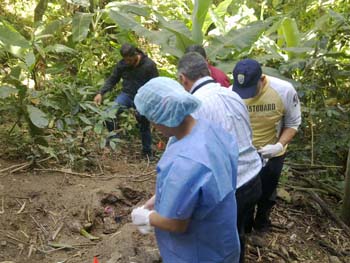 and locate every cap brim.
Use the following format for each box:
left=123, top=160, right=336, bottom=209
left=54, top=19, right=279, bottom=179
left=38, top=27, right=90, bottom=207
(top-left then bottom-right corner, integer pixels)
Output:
left=232, top=84, right=257, bottom=99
